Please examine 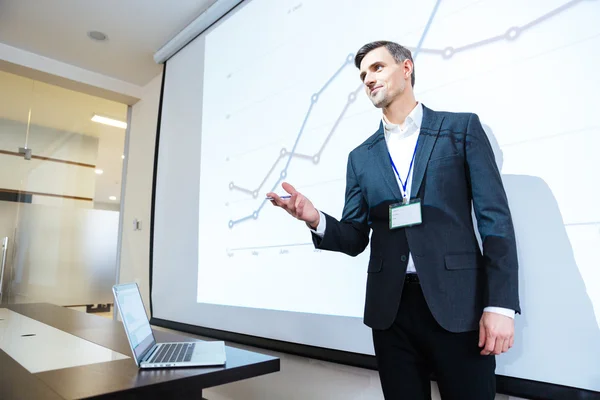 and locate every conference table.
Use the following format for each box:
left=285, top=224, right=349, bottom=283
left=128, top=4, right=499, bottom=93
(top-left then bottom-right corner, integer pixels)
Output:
left=0, top=303, right=280, bottom=399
